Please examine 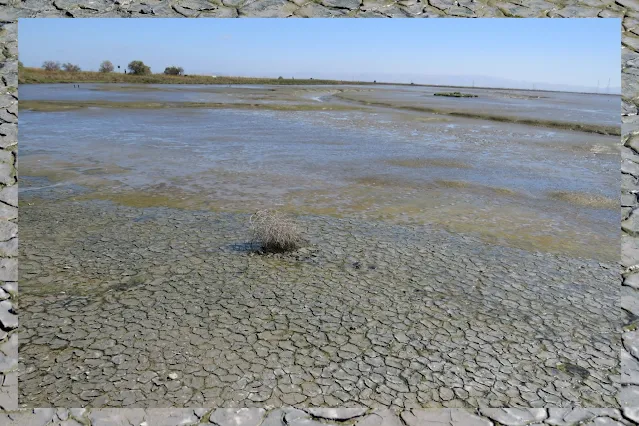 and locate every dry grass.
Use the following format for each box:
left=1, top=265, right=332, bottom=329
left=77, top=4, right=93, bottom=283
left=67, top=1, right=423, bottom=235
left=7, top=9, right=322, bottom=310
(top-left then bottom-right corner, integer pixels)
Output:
left=249, top=209, right=303, bottom=252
